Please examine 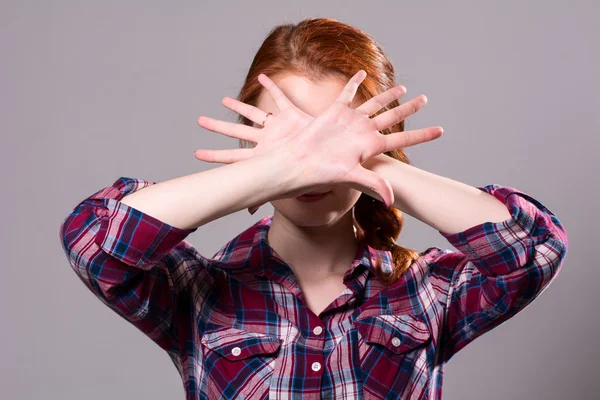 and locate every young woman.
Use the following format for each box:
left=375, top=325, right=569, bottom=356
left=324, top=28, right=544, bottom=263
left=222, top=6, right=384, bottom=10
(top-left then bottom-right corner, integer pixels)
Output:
left=59, top=17, right=568, bottom=400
